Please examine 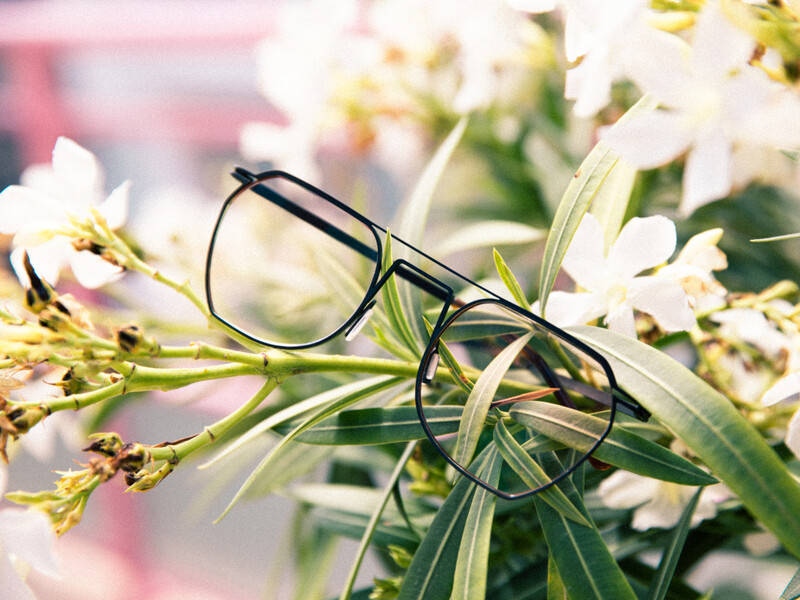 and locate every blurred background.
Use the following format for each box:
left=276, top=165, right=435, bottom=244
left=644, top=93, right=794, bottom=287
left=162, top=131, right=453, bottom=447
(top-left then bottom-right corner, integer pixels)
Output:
left=3, top=1, right=800, bottom=599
